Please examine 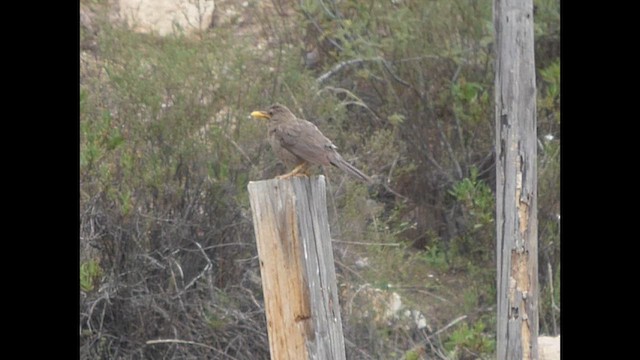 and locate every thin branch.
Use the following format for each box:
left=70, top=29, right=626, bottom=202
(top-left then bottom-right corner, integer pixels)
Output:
left=201, top=242, right=252, bottom=251
left=402, top=118, right=451, bottom=182
left=283, top=80, right=305, bottom=119
left=317, top=86, right=382, bottom=122
left=270, top=39, right=284, bottom=99
left=145, top=339, right=235, bottom=359
left=433, top=114, right=463, bottom=180
left=386, top=155, right=399, bottom=186
left=318, top=0, right=338, bottom=19
left=324, top=171, right=344, bottom=241
left=394, top=54, right=442, bottom=63
left=300, top=6, right=344, bottom=53
left=388, top=285, right=451, bottom=304
left=316, top=58, right=378, bottom=84
left=334, top=258, right=366, bottom=282
left=242, top=286, right=264, bottom=311
left=451, top=62, right=463, bottom=84
left=380, top=181, right=409, bottom=201
left=332, top=239, right=401, bottom=246
left=194, top=240, right=216, bottom=302
left=222, top=131, right=253, bottom=166
left=344, top=337, right=376, bottom=360
left=171, top=241, right=213, bottom=299
left=380, top=58, right=413, bottom=89
left=424, top=333, right=449, bottom=360
left=85, top=293, right=109, bottom=335
left=475, top=150, right=495, bottom=179
left=428, top=315, right=467, bottom=338
left=548, top=261, right=558, bottom=335
left=451, top=63, right=471, bottom=173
